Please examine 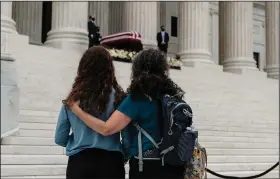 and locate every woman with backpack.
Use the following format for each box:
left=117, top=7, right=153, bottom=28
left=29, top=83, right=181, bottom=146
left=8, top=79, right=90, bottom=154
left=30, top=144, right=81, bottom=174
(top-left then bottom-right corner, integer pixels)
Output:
left=67, top=49, right=186, bottom=179
left=55, top=46, right=126, bottom=179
